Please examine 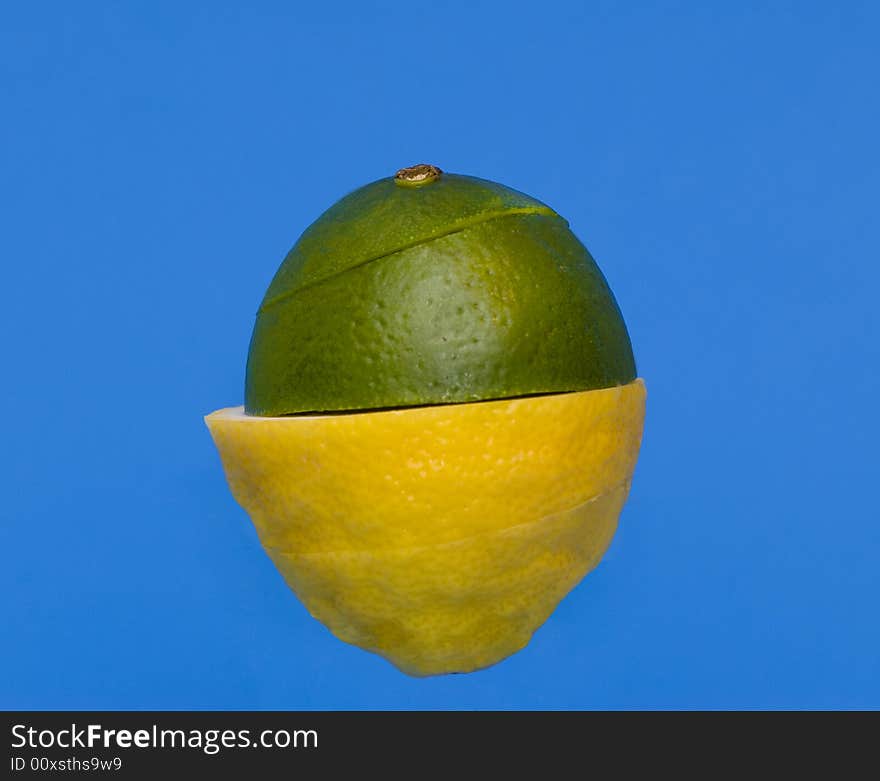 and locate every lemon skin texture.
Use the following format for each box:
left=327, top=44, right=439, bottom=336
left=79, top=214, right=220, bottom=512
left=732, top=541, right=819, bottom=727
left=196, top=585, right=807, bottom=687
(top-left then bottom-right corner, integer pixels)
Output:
left=245, top=173, right=636, bottom=415
left=206, top=379, right=645, bottom=676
